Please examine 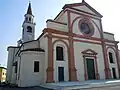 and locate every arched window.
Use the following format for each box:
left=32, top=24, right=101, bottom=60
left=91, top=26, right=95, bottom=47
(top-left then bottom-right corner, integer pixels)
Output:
left=29, top=17, right=31, bottom=21
left=27, top=26, right=32, bottom=33
left=108, top=52, right=114, bottom=63
left=56, top=46, right=64, bottom=61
